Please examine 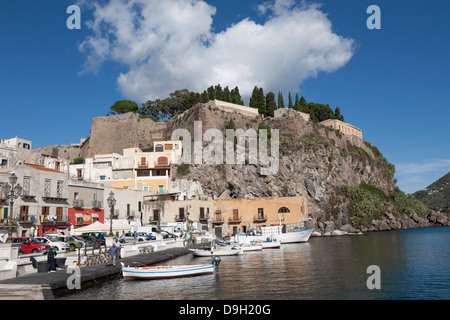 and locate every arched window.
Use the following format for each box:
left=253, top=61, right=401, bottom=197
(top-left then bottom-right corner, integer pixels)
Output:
left=157, top=156, right=168, bottom=166
left=278, top=207, right=290, bottom=214
left=155, top=144, right=164, bottom=152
